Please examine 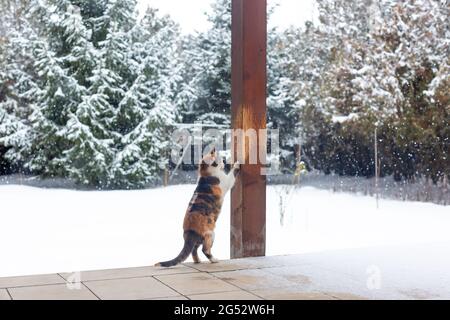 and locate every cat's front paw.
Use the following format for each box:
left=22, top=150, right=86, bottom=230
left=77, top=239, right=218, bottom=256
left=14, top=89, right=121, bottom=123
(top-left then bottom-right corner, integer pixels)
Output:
left=233, top=162, right=241, bottom=177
